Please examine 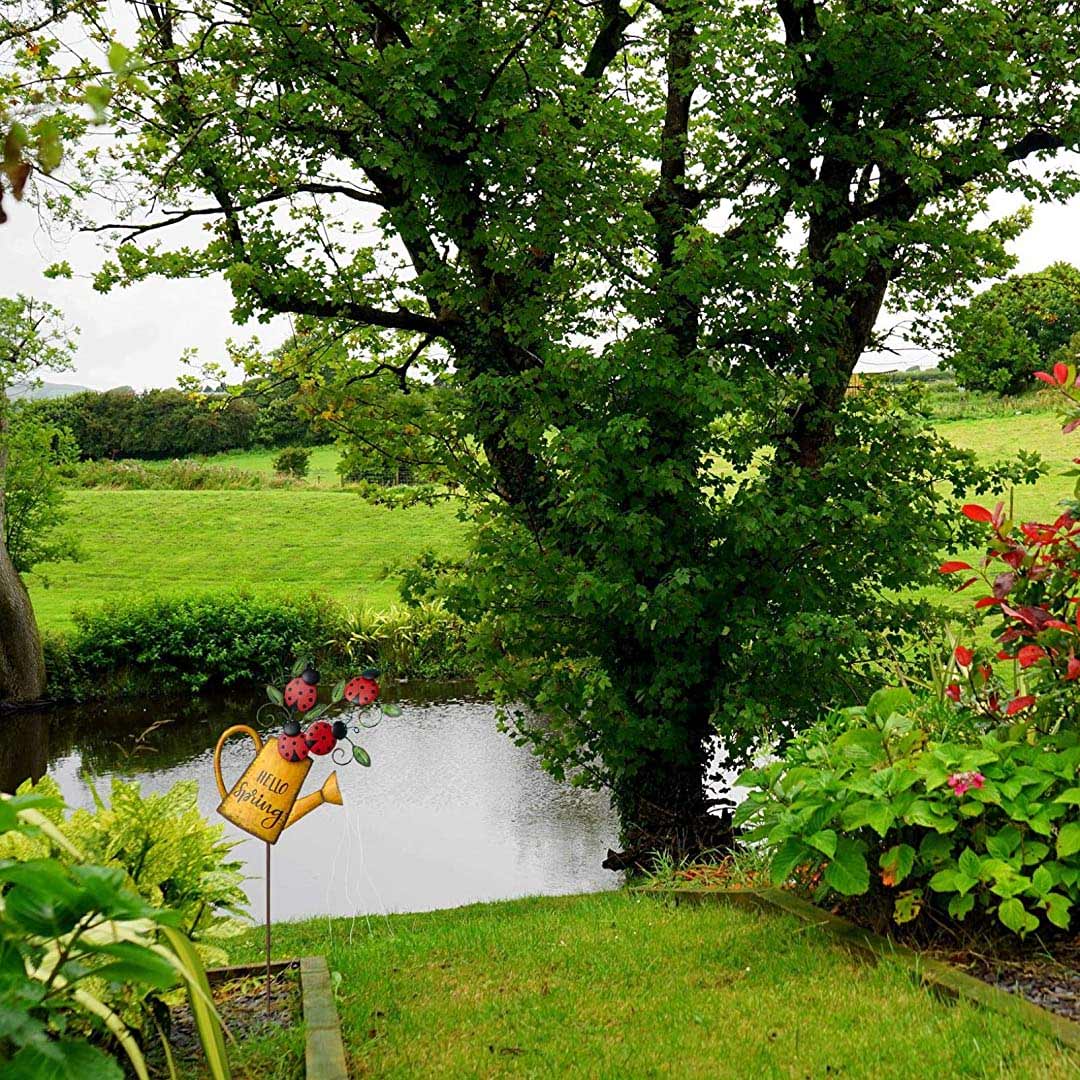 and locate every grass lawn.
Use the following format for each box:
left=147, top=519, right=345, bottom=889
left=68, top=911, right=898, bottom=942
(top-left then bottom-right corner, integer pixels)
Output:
left=28, top=490, right=466, bottom=631
left=191, top=445, right=344, bottom=483
left=28, top=412, right=1071, bottom=633
left=222, top=891, right=1075, bottom=1078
